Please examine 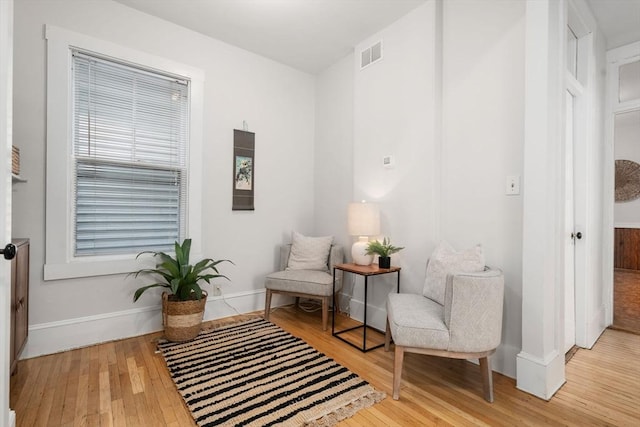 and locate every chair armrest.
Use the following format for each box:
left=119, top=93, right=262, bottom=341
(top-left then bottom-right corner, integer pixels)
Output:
left=279, top=244, right=292, bottom=271
left=443, top=268, right=504, bottom=353
left=328, top=245, right=344, bottom=271
left=329, top=245, right=344, bottom=284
